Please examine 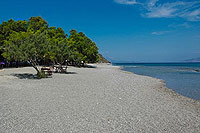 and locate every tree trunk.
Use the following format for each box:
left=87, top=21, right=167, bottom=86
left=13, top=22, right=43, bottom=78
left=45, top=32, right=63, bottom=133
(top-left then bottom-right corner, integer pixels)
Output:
left=29, top=59, right=40, bottom=74
left=16, top=61, right=19, bottom=68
